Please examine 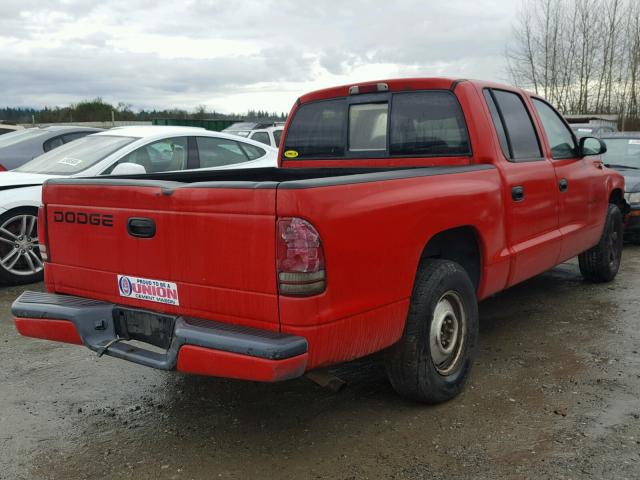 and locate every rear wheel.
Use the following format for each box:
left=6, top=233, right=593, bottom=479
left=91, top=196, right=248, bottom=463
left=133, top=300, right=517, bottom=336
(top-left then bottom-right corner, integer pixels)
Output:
left=578, top=204, right=623, bottom=282
left=0, top=207, right=43, bottom=286
left=385, top=259, right=479, bottom=403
